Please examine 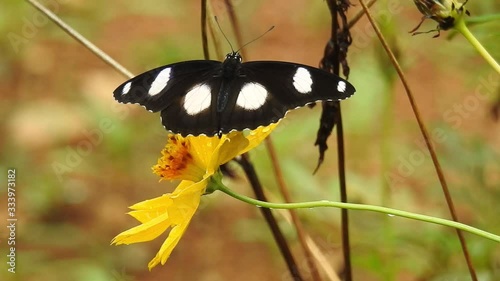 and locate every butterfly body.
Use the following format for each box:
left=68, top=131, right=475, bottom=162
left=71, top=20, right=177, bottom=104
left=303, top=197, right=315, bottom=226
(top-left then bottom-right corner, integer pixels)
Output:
left=114, top=52, right=355, bottom=136
left=214, top=53, right=243, bottom=113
